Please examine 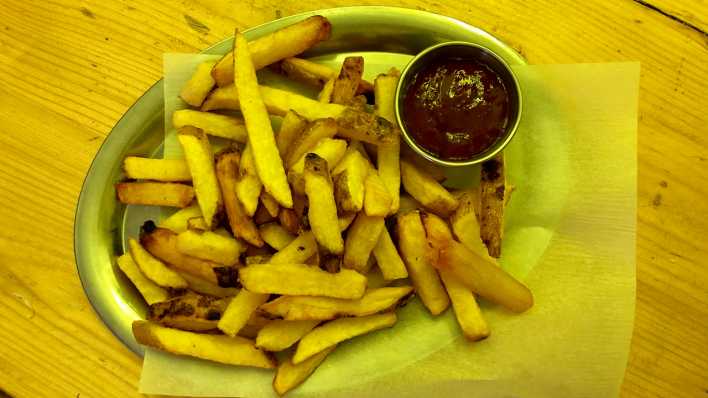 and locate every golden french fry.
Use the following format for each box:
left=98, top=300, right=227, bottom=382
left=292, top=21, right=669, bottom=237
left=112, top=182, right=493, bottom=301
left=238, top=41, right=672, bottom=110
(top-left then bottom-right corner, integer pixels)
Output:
left=372, top=228, right=408, bottom=280
left=269, top=231, right=318, bottom=264
left=364, top=173, right=393, bottom=217
left=401, top=145, right=447, bottom=182
left=397, top=194, right=422, bottom=216
left=172, top=109, right=248, bottom=142
left=276, top=110, right=308, bottom=156
left=285, top=118, right=338, bottom=169
left=260, top=191, right=280, bottom=218
left=343, top=213, right=385, bottom=272
left=400, top=159, right=458, bottom=217
left=239, top=263, right=367, bottom=299
left=186, top=216, right=208, bottom=231
left=318, top=77, right=335, bottom=103
left=288, top=138, right=347, bottom=194
left=234, top=31, right=293, bottom=208
left=258, top=222, right=295, bottom=250
left=331, top=56, right=364, bottom=105
left=116, top=182, right=194, bottom=208
left=215, top=150, right=264, bottom=247
left=147, top=292, right=231, bottom=332
left=235, top=145, right=262, bottom=217
left=239, top=312, right=272, bottom=339
left=178, top=126, right=223, bottom=227
left=259, top=286, right=413, bottom=321
left=122, top=157, right=192, bottom=182
left=212, top=16, right=332, bottom=87
left=218, top=289, right=269, bottom=337
left=439, top=269, right=490, bottom=341
left=293, top=312, right=396, bottom=364
left=256, top=319, right=319, bottom=351
left=374, top=72, right=401, bottom=214
left=338, top=212, right=356, bottom=232
left=116, top=254, right=169, bottom=305
left=396, top=211, right=449, bottom=315
left=128, top=238, right=187, bottom=288
left=278, top=57, right=373, bottom=94
left=141, top=227, right=238, bottom=287
left=180, top=60, right=216, bottom=107
left=159, top=204, right=202, bottom=233
left=132, top=321, right=275, bottom=368
left=304, top=154, right=344, bottom=254
left=333, top=150, right=369, bottom=212
left=479, top=154, right=506, bottom=258
left=451, top=188, right=496, bottom=262
left=178, top=272, right=239, bottom=297
left=176, top=229, right=244, bottom=265
left=273, top=346, right=336, bottom=396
